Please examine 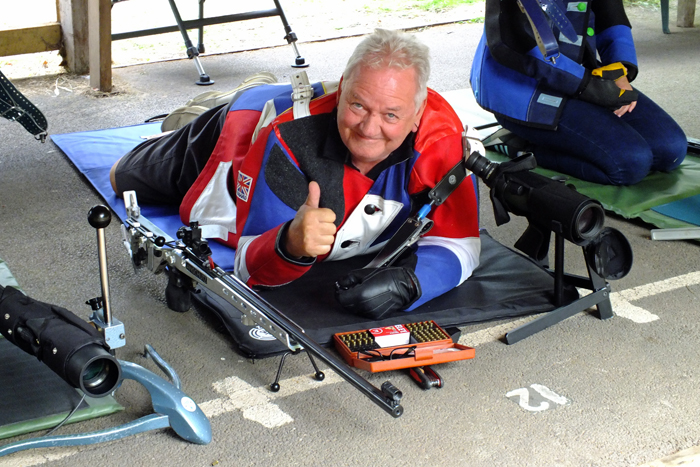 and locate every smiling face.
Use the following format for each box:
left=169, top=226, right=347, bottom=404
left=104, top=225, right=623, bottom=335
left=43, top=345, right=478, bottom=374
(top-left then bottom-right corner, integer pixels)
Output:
left=337, top=65, right=426, bottom=176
